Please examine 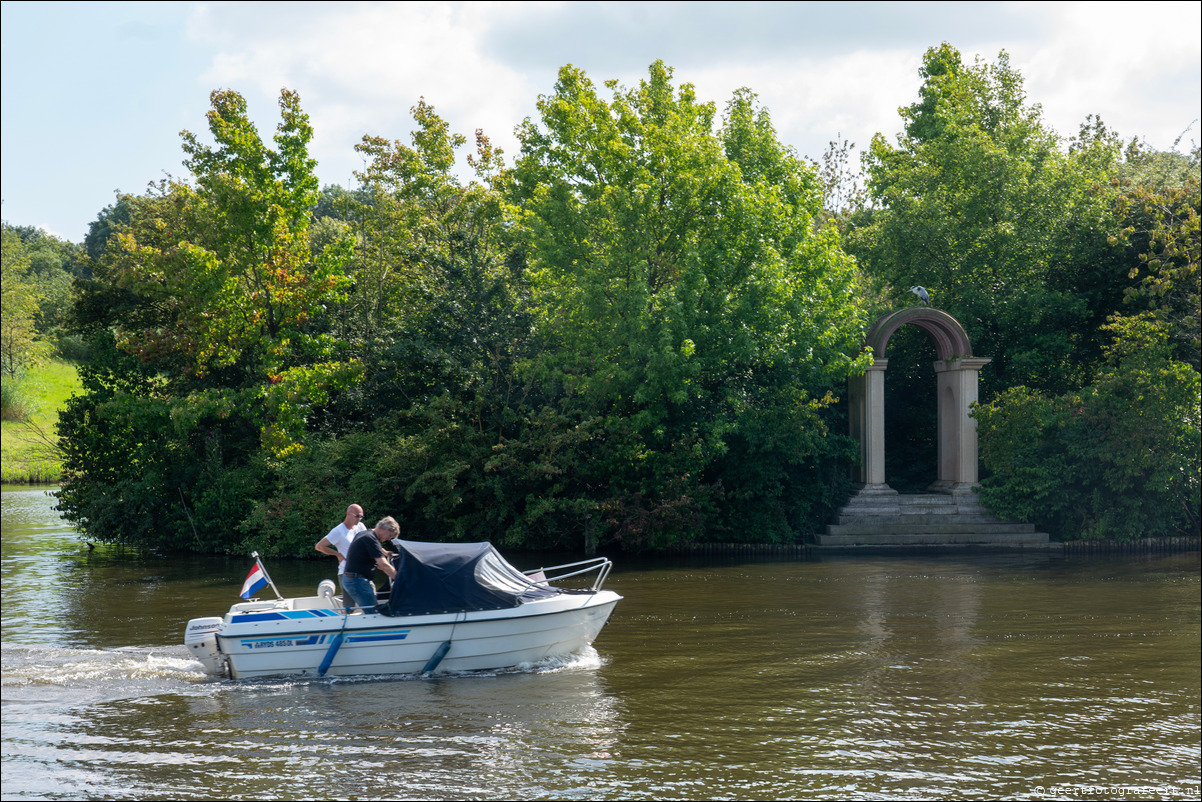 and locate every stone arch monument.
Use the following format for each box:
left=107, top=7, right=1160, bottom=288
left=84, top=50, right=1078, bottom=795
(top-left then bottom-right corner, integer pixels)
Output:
left=817, top=307, right=1048, bottom=547
left=848, top=307, right=990, bottom=495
